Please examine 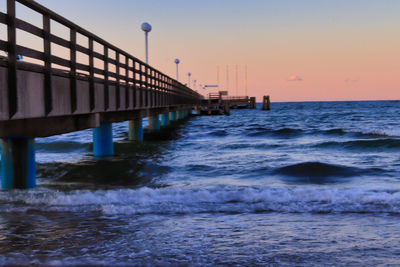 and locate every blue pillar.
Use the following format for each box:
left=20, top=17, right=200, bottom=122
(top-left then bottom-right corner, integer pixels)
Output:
left=1, top=137, right=36, bottom=189
left=93, top=122, right=113, bottom=156
left=148, top=115, right=160, bottom=131
left=176, top=111, right=182, bottom=120
left=128, top=119, right=143, bottom=142
left=169, top=111, right=176, bottom=121
left=161, top=113, right=169, bottom=126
